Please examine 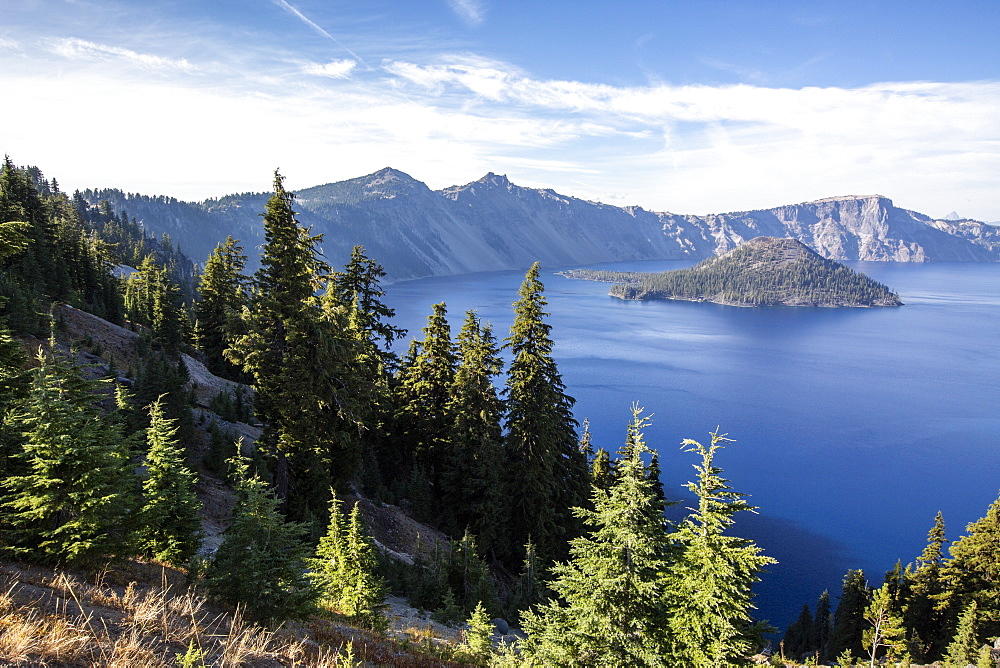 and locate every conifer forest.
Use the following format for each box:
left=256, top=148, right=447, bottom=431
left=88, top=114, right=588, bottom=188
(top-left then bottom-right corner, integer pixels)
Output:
left=1, top=158, right=998, bottom=667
